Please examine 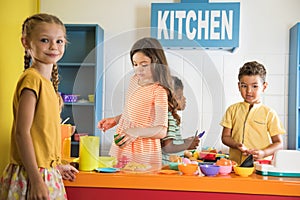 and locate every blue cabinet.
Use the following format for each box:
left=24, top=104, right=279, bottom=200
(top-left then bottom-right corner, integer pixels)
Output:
left=58, top=24, right=104, bottom=156
left=288, top=22, right=300, bottom=150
